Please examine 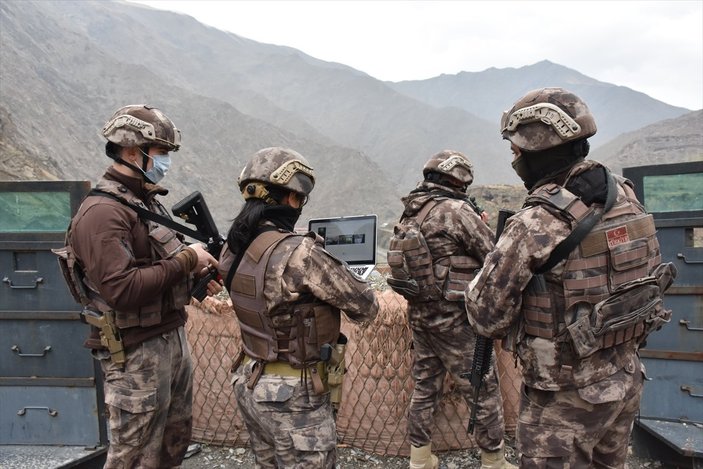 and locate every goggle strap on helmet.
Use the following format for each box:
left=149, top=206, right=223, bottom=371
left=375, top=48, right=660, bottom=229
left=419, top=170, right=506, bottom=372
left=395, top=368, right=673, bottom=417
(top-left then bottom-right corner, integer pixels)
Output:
left=502, top=102, right=581, bottom=139
left=437, top=154, right=473, bottom=173
left=270, top=160, right=315, bottom=185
